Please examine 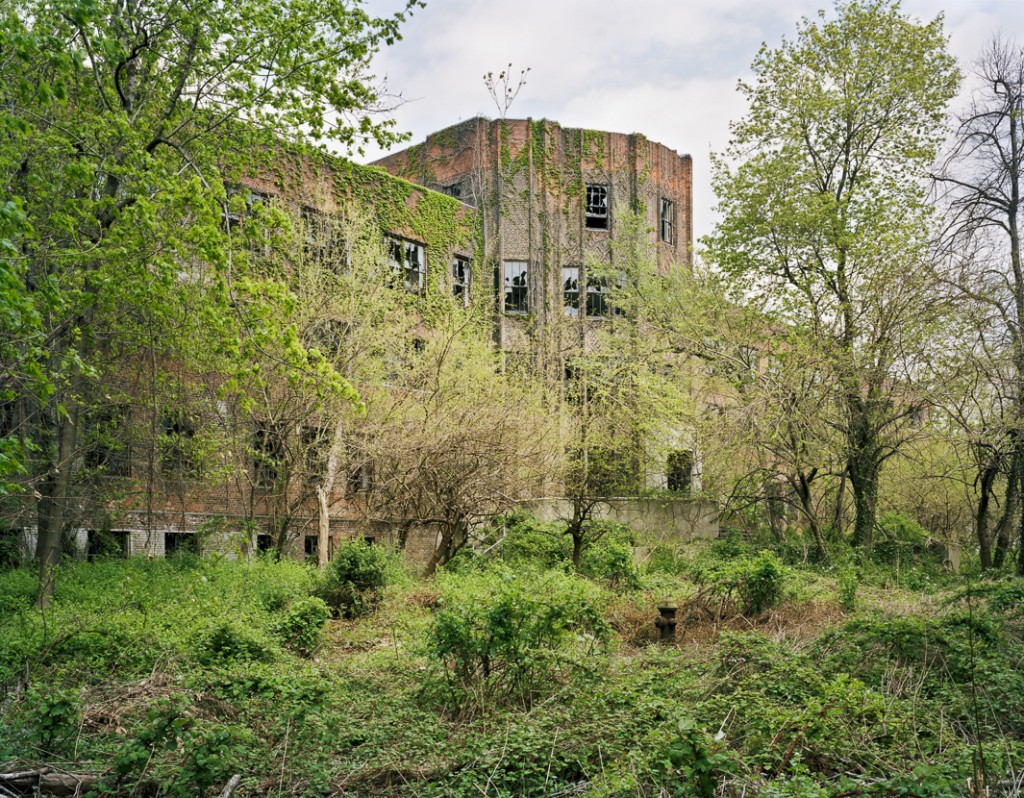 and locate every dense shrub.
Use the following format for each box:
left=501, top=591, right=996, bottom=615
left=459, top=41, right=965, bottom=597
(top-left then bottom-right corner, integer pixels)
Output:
left=193, top=620, right=276, bottom=665
left=427, top=568, right=610, bottom=711
left=581, top=522, right=641, bottom=590
left=691, top=550, right=787, bottom=616
left=272, top=595, right=330, bottom=656
left=494, top=512, right=572, bottom=570
left=109, top=699, right=255, bottom=798
left=315, top=537, right=398, bottom=618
